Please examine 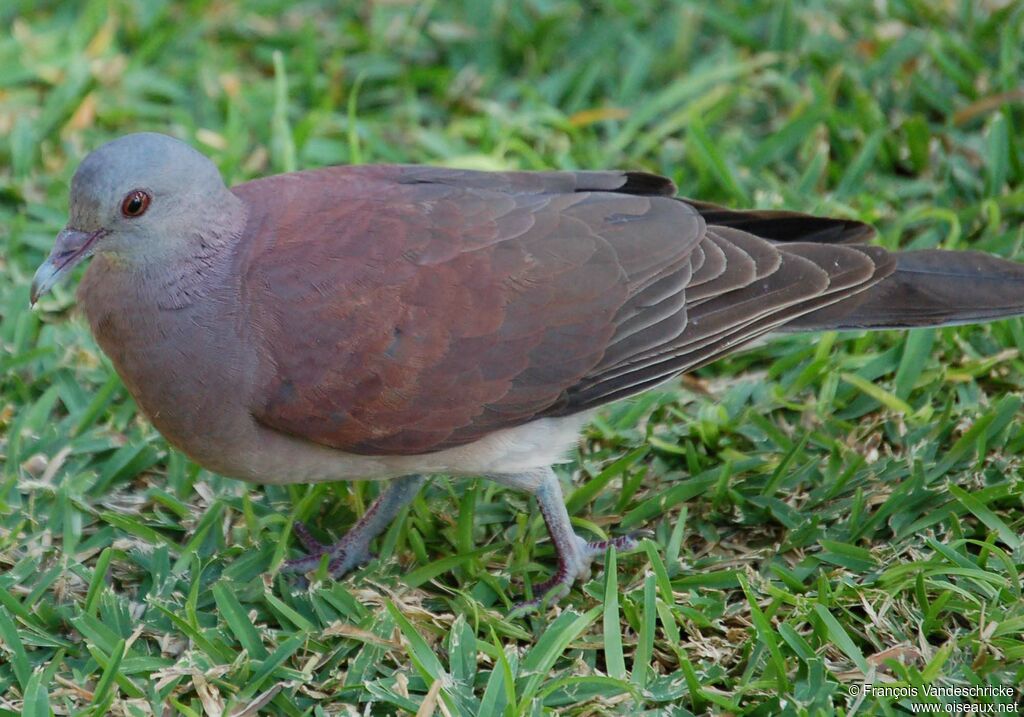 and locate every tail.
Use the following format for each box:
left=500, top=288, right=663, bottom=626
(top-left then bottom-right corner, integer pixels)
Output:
left=783, top=249, right=1024, bottom=331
